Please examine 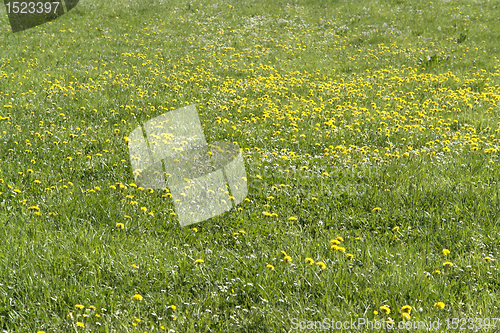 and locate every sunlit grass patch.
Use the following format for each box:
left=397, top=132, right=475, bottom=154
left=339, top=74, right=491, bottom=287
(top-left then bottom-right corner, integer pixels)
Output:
left=0, top=0, right=499, bottom=331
